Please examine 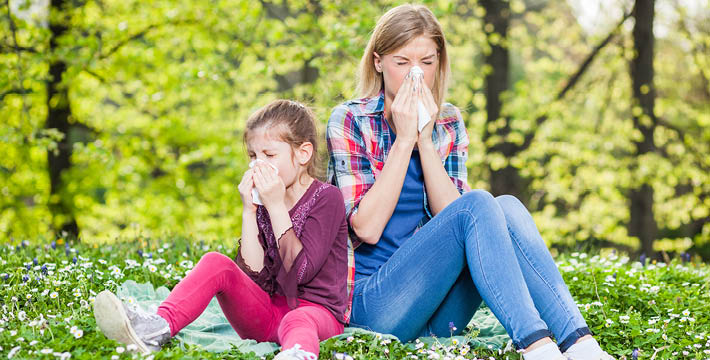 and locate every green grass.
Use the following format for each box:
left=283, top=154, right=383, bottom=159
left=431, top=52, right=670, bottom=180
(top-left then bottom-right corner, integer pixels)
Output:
left=1, top=237, right=709, bottom=359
